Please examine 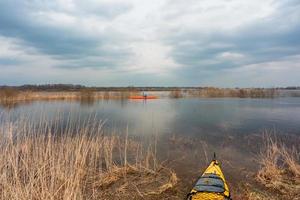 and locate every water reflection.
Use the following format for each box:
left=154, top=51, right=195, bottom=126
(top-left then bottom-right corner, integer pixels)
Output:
left=1, top=98, right=300, bottom=136
left=79, top=97, right=96, bottom=106
left=0, top=100, right=33, bottom=110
